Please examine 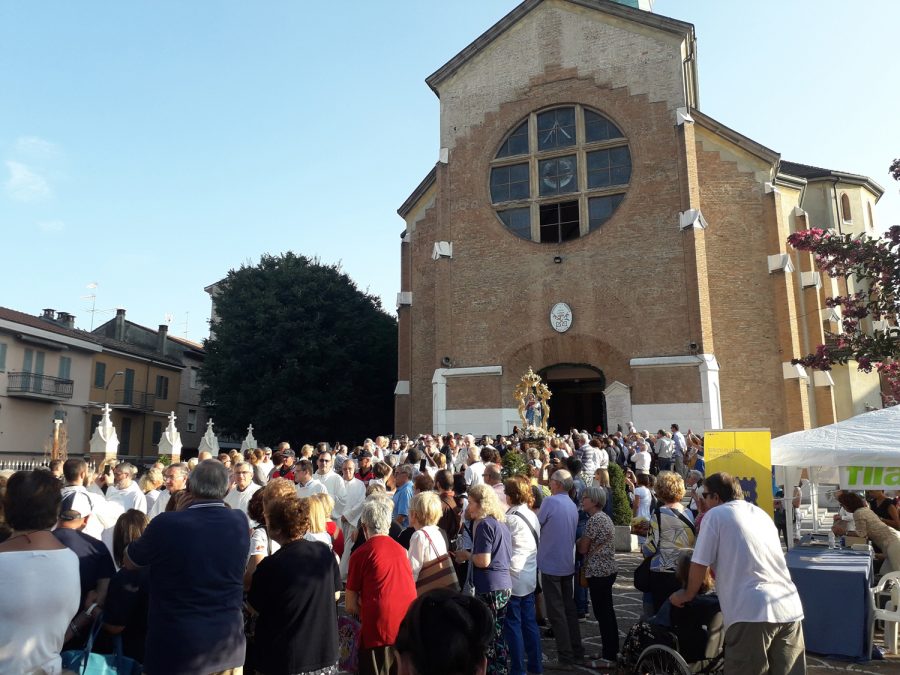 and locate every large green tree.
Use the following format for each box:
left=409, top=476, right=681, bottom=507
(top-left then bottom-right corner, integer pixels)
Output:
left=201, top=252, right=397, bottom=445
